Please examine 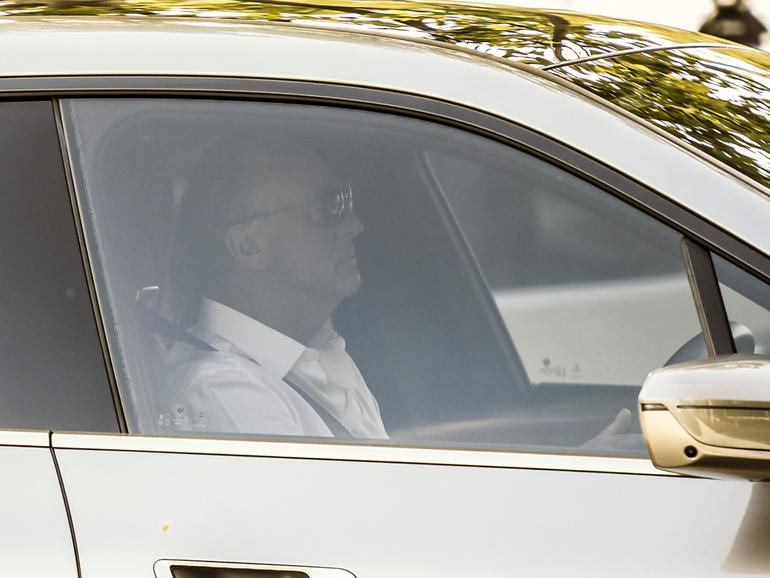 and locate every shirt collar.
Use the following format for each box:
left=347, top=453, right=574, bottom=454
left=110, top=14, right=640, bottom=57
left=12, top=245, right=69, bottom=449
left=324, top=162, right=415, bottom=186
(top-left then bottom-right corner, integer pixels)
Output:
left=198, top=297, right=305, bottom=378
